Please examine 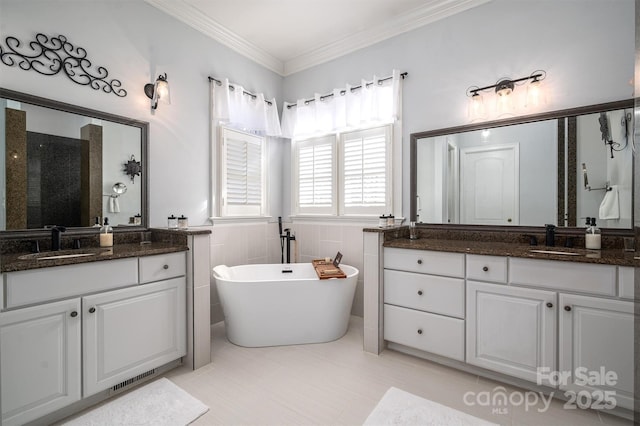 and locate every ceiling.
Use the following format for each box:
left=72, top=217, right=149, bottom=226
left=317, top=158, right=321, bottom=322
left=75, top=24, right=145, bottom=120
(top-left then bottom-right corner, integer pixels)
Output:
left=145, top=0, right=491, bottom=76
